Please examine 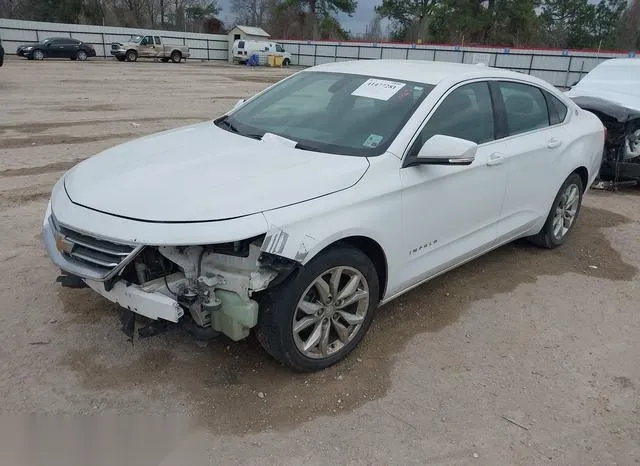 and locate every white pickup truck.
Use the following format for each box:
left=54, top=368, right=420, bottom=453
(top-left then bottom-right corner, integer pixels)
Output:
left=111, top=34, right=190, bottom=63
